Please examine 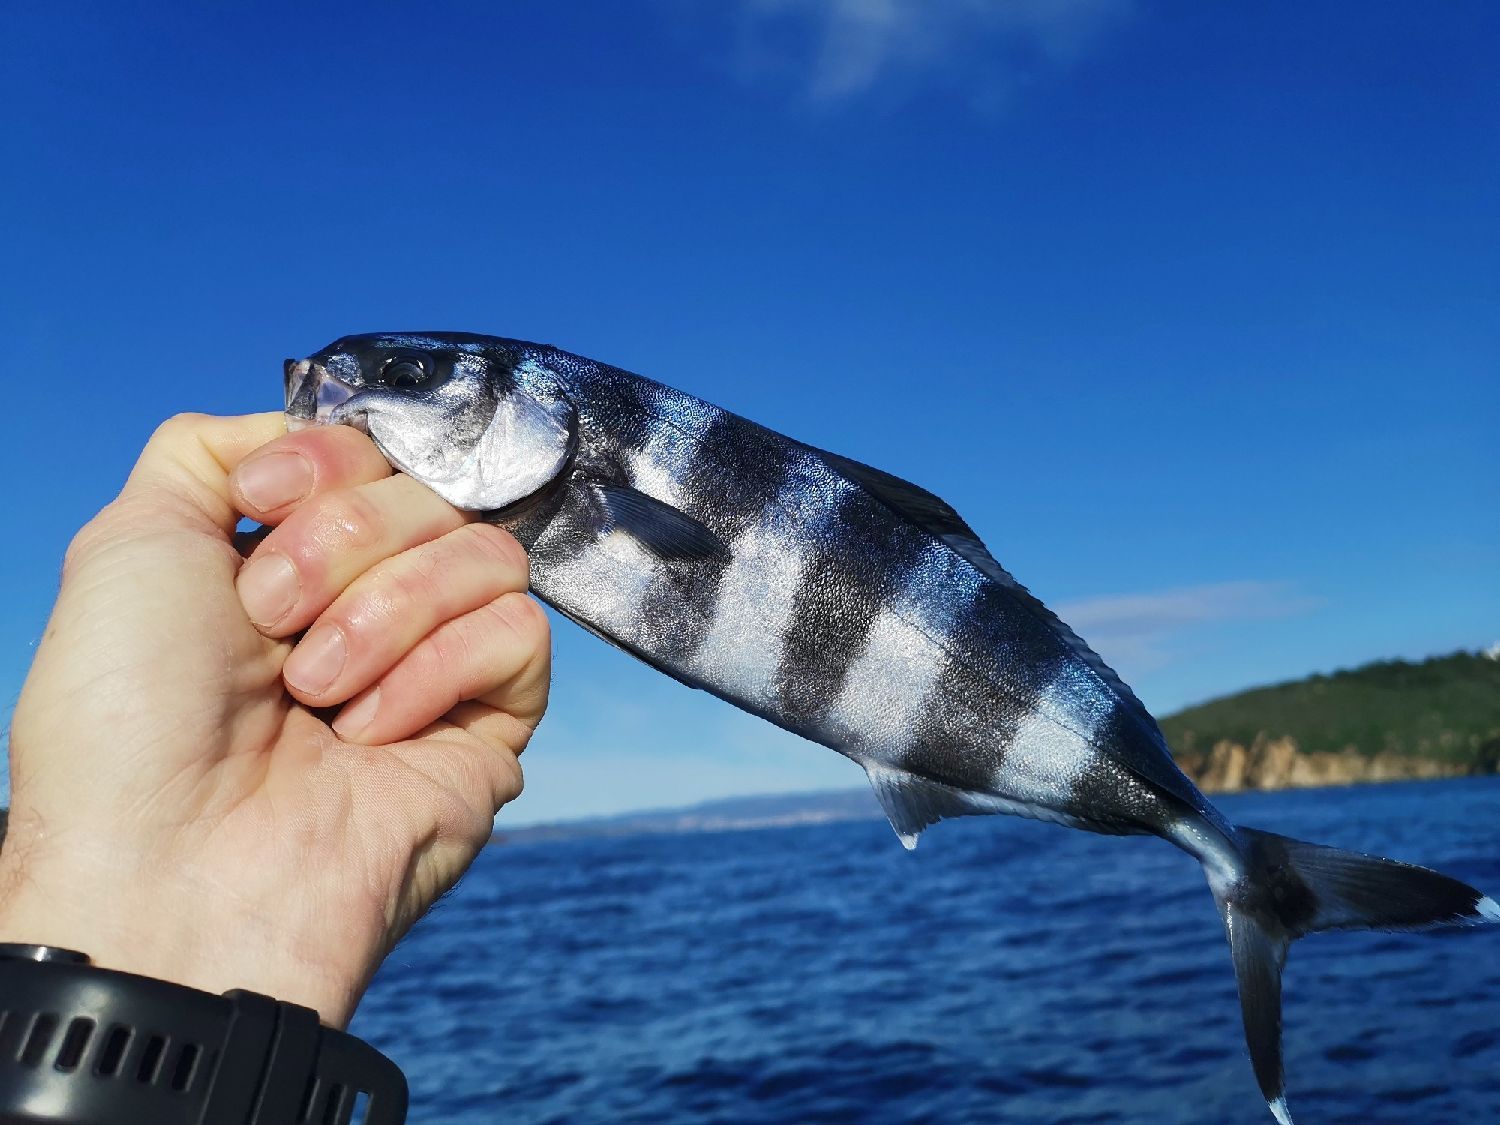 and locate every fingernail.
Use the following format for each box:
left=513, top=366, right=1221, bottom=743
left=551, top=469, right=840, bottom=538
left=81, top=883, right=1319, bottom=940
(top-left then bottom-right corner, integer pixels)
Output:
left=283, top=623, right=347, bottom=695
left=236, top=452, right=312, bottom=512
left=333, top=689, right=381, bottom=742
left=237, top=554, right=299, bottom=628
